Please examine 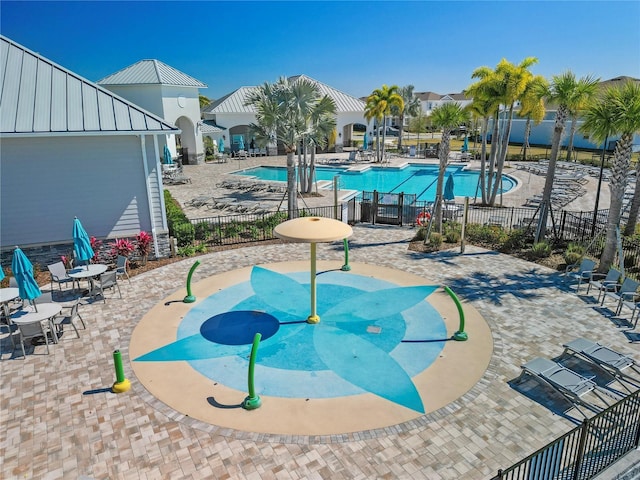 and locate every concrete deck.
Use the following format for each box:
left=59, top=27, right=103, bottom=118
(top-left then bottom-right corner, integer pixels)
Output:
left=2, top=222, right=639, bottom=479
